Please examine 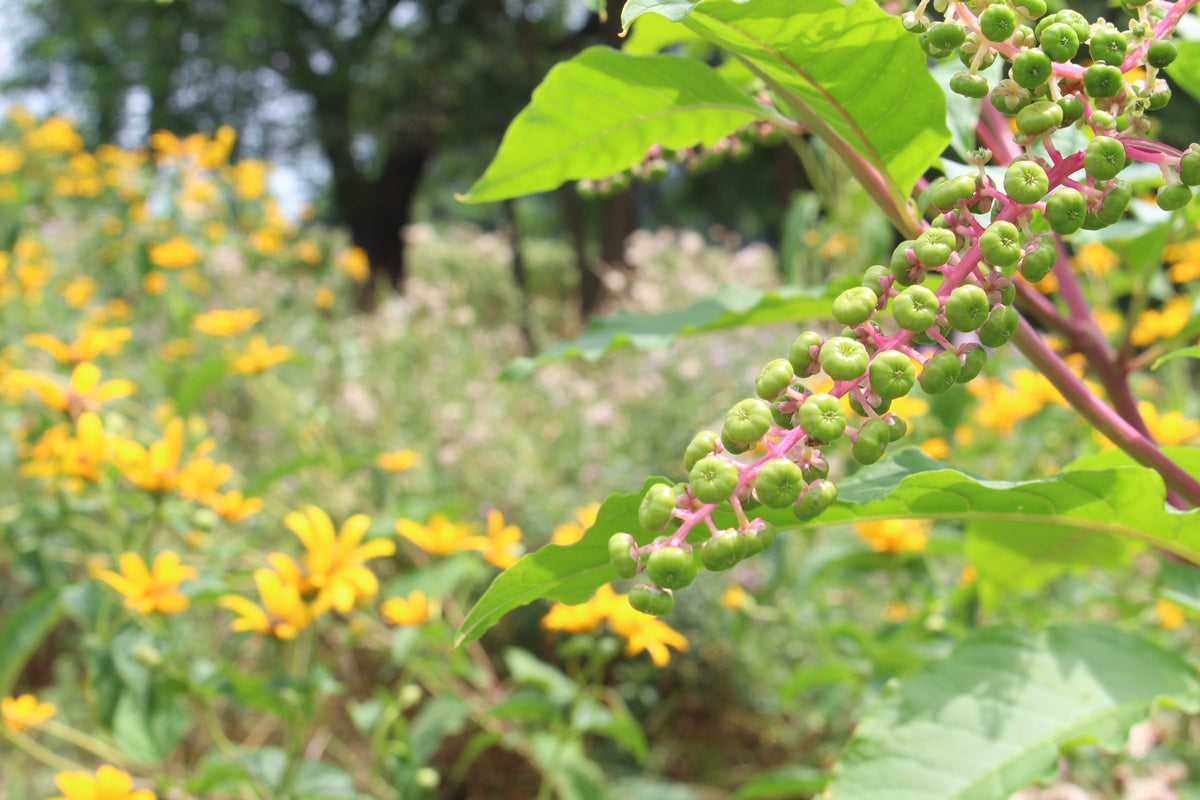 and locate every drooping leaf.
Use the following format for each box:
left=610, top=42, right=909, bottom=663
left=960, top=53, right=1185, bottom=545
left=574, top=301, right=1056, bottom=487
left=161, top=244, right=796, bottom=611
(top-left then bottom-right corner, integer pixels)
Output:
left=826, top=624, right=1200, bottom=800
left=735, top=765, right=828, bottom=799
left=462, top=46, right=768, bottom=203
left=0, top=587, right=64, bottom=698
left=455, top=478, right=665, bottom=646
left=622, top=0, right=700, bottom=26
left=626, top=0, right=950, bottom=235
left=501, top=280, right=849, bottom=379
left=1153, top=345, right=1200, bottom=370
